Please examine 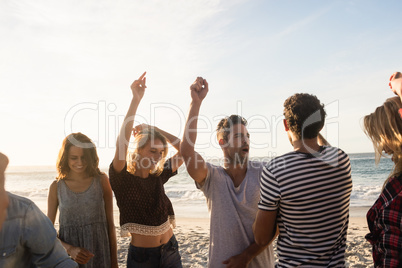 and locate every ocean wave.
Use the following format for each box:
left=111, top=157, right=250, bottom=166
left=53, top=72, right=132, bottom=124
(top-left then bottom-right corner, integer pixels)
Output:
left=10, top=189, right=49, bottom=199
left=350, top=184, right=381, bottom=203
left=165, top=189, right=205, bottom=201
